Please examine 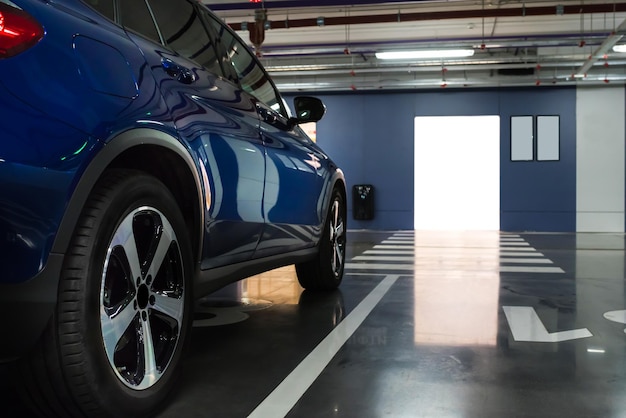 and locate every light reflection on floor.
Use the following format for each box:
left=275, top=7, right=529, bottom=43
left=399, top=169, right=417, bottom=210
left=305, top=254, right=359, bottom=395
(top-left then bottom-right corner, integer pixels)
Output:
left=4, top=230, right=626, bottom=418
left=242, top=265, right=303, bottom=305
